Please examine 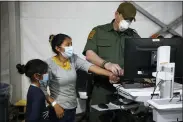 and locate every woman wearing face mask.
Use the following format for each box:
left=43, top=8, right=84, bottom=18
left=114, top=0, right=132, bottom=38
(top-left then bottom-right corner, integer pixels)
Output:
left=16, top=59, right=51, bottom=122
left=40, top=33, right=120, bottom=122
